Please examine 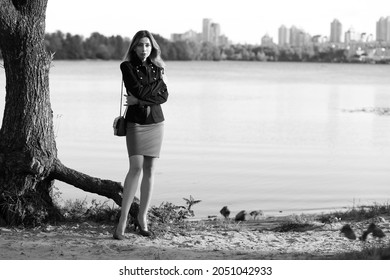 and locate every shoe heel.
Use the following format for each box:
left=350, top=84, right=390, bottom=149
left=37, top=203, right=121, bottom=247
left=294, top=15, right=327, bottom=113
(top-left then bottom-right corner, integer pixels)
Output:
left=135, top=218, right=153, bottom=237
left=133, top=219, right=139, bottom=231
